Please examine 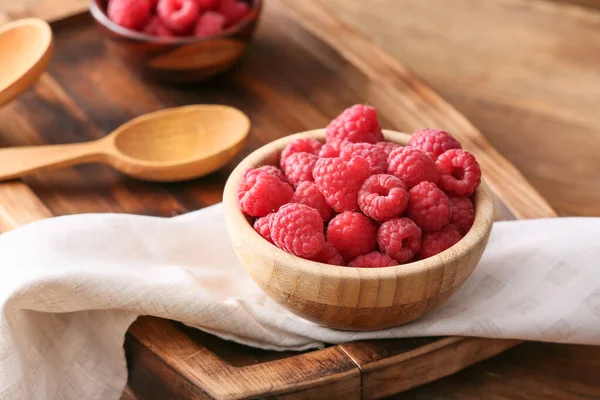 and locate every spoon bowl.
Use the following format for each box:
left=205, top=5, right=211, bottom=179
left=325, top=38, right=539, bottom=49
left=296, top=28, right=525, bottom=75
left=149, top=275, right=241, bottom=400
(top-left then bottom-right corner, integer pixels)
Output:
left=0, top=18, right=53, bottom=107
left=0, top=105, right=250, bottom=182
